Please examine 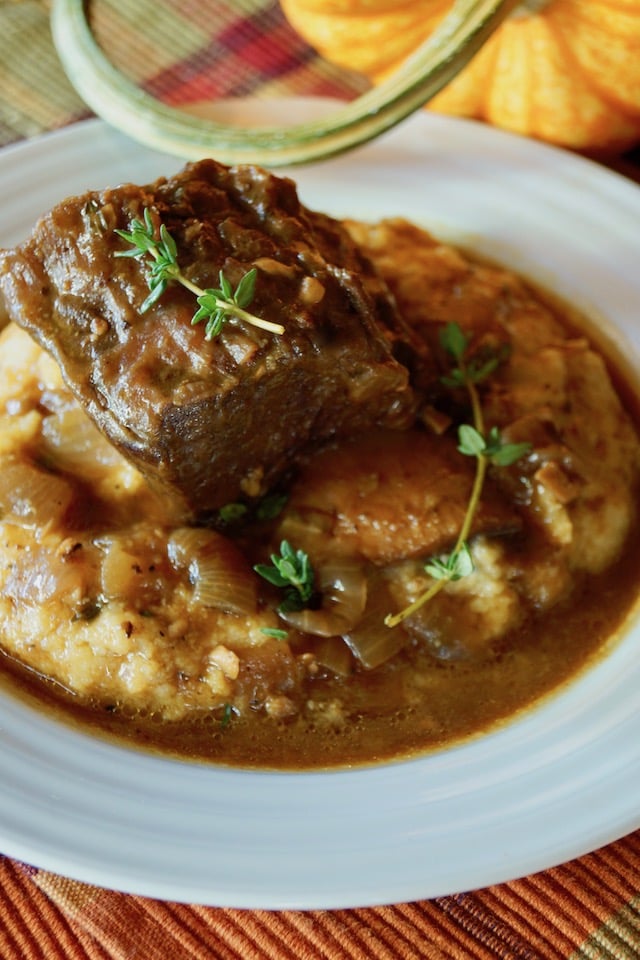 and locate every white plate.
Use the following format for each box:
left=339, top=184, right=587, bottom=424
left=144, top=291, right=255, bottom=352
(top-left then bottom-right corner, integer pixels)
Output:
left=0, top=115, right=639, bottom=910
